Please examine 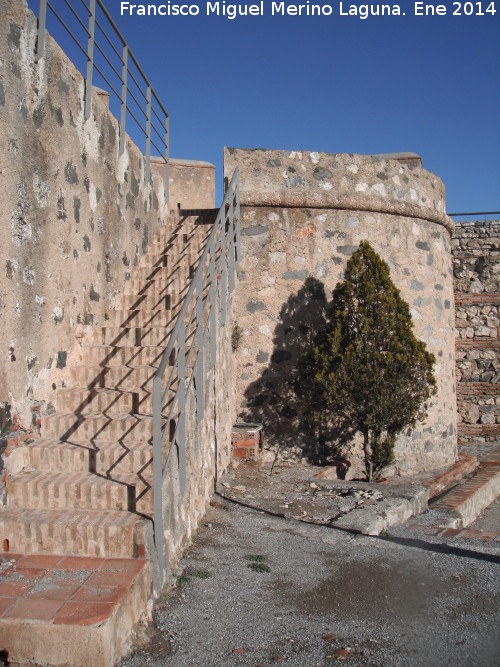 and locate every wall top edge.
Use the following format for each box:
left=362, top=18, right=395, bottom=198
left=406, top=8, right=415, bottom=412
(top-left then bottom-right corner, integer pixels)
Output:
left=224, top=147, right=452, bottom=234
left=167, top=158, right=215, bottom=168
